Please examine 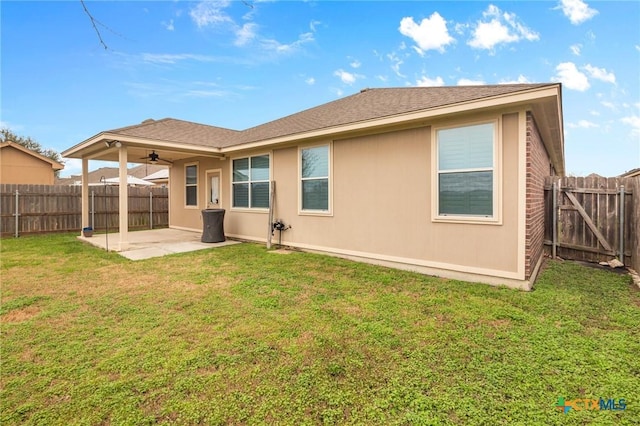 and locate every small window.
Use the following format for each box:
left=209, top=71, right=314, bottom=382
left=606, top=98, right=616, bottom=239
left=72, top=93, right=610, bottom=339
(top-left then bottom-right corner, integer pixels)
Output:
left=232, top=155, right=269, bottom=209
left=185, top=164, right=198, bottom=207
left=437, top=122, right=495, bottom=217
left=301, top=145, right=330, bottom=211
